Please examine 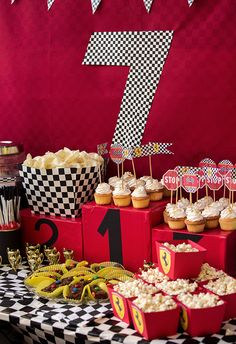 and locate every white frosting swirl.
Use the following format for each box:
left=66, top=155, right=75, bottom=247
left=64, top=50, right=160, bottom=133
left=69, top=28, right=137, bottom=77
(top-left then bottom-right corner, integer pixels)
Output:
left=177, top=198, right=189, bottom=209
left=122, top=171, right=134, bottom=182
left=169, top=207, right=186, bottom=219
left=219, top=197, right=230, bottom=208
left=95, top=183, right=111, bottom=195
left=166, top=203, right=176, bottom=213
left=202, top=206, right=219, bottom=218
left=108, top=176, right=121, bottom=188
left=140, top=176, right=152, bottom=183
left=209, top=201, right=224, bottom=212
left=145, top=178, right=163, bottom=191
left=187, top=209, right=204, bottom=222
left=113, top=186, right=131, bottom=196
left=220, top=206, right=236, bottom=219
left=132, top=186, right=147, bottom=198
